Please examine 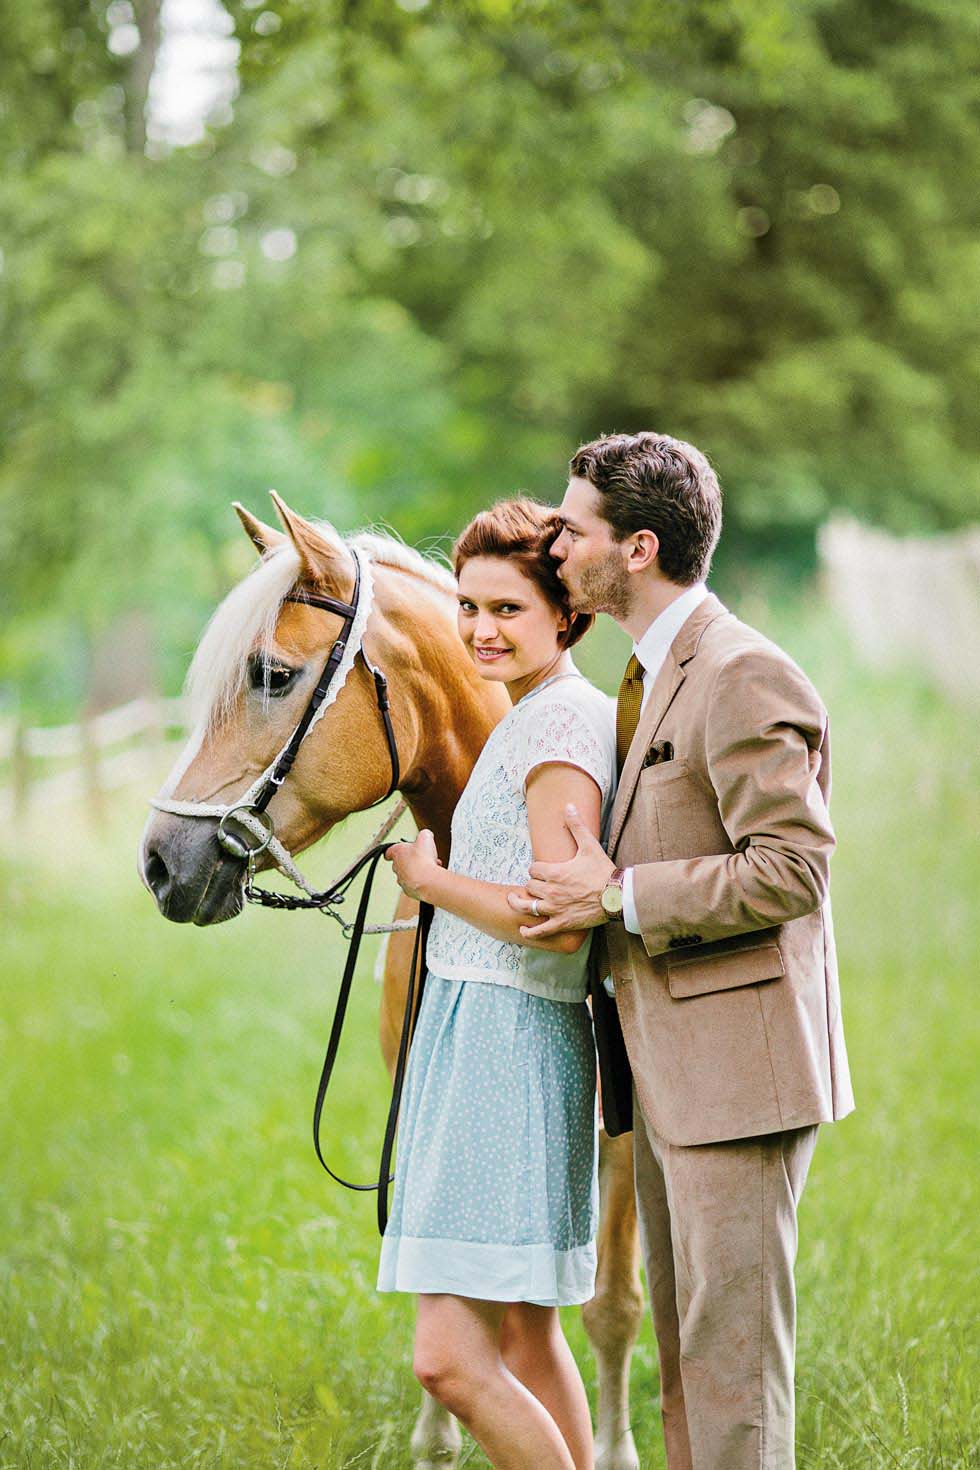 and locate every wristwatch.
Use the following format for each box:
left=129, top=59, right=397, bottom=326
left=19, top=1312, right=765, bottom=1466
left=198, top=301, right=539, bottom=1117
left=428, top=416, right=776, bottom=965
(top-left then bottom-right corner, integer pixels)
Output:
left=600, top=867, right=626, bottom=921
